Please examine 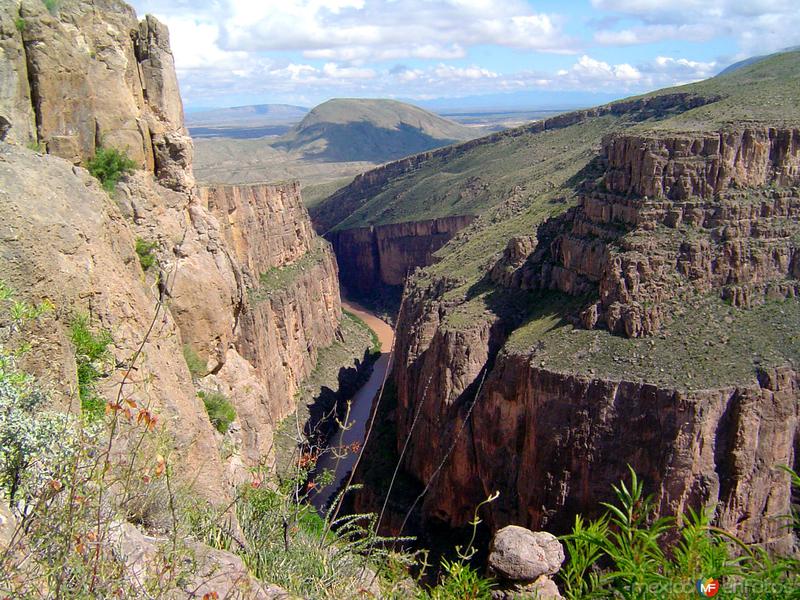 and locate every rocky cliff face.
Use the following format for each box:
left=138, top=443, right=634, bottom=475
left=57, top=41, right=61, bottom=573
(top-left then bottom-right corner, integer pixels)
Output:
left=496, top=128, right=800, bottom=337
left=0, top=0, right=342, bottom=495
left=385, top=125, right=800, bottom=551
left=0, top=0, right=192, bottom=191
left=328, top=215, right=474, bottom=297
